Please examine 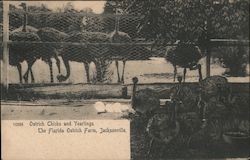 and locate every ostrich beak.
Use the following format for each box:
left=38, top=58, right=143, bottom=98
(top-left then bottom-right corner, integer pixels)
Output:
left=19, top=3, right=25, bottom=7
